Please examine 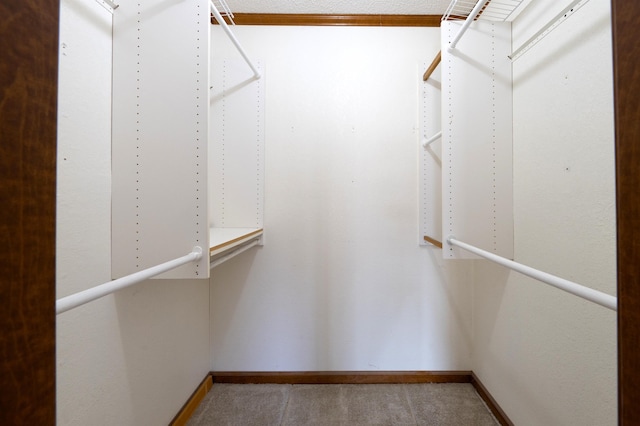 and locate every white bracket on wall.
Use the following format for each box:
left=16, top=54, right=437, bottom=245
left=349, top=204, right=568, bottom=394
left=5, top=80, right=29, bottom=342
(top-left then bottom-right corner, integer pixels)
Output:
left=419, top=61, right=443, bottom=247
left=509, top=0, right=592, bottom=60
left=94, top=0, right=118, bottom=13
left=94, top=0, right=118, bottom=11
